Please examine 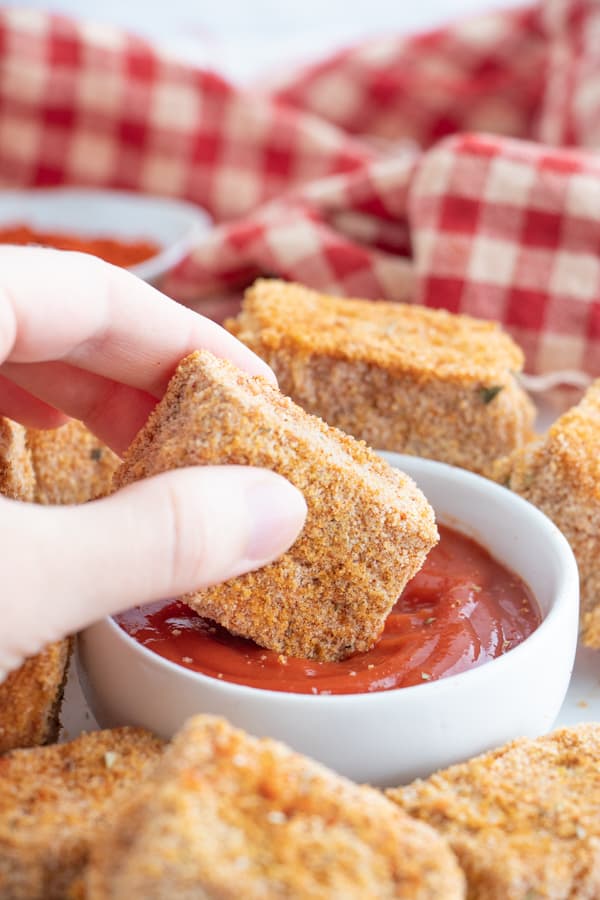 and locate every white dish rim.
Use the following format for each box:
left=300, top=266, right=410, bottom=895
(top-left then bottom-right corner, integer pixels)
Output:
left=0, top=186, right=211, bottom=282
